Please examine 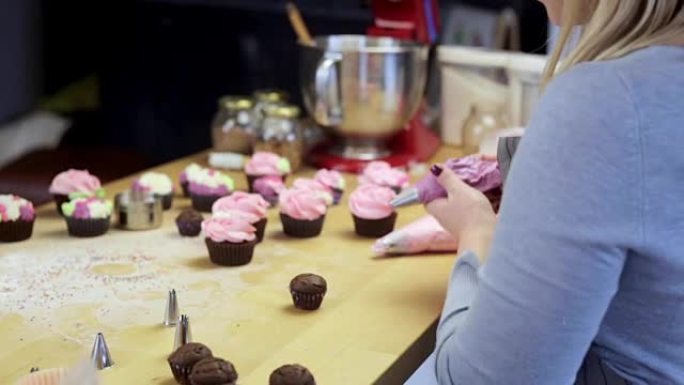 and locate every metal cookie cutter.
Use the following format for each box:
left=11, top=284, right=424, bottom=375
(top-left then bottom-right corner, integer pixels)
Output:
left=115, top=190, right=163, bottom=230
